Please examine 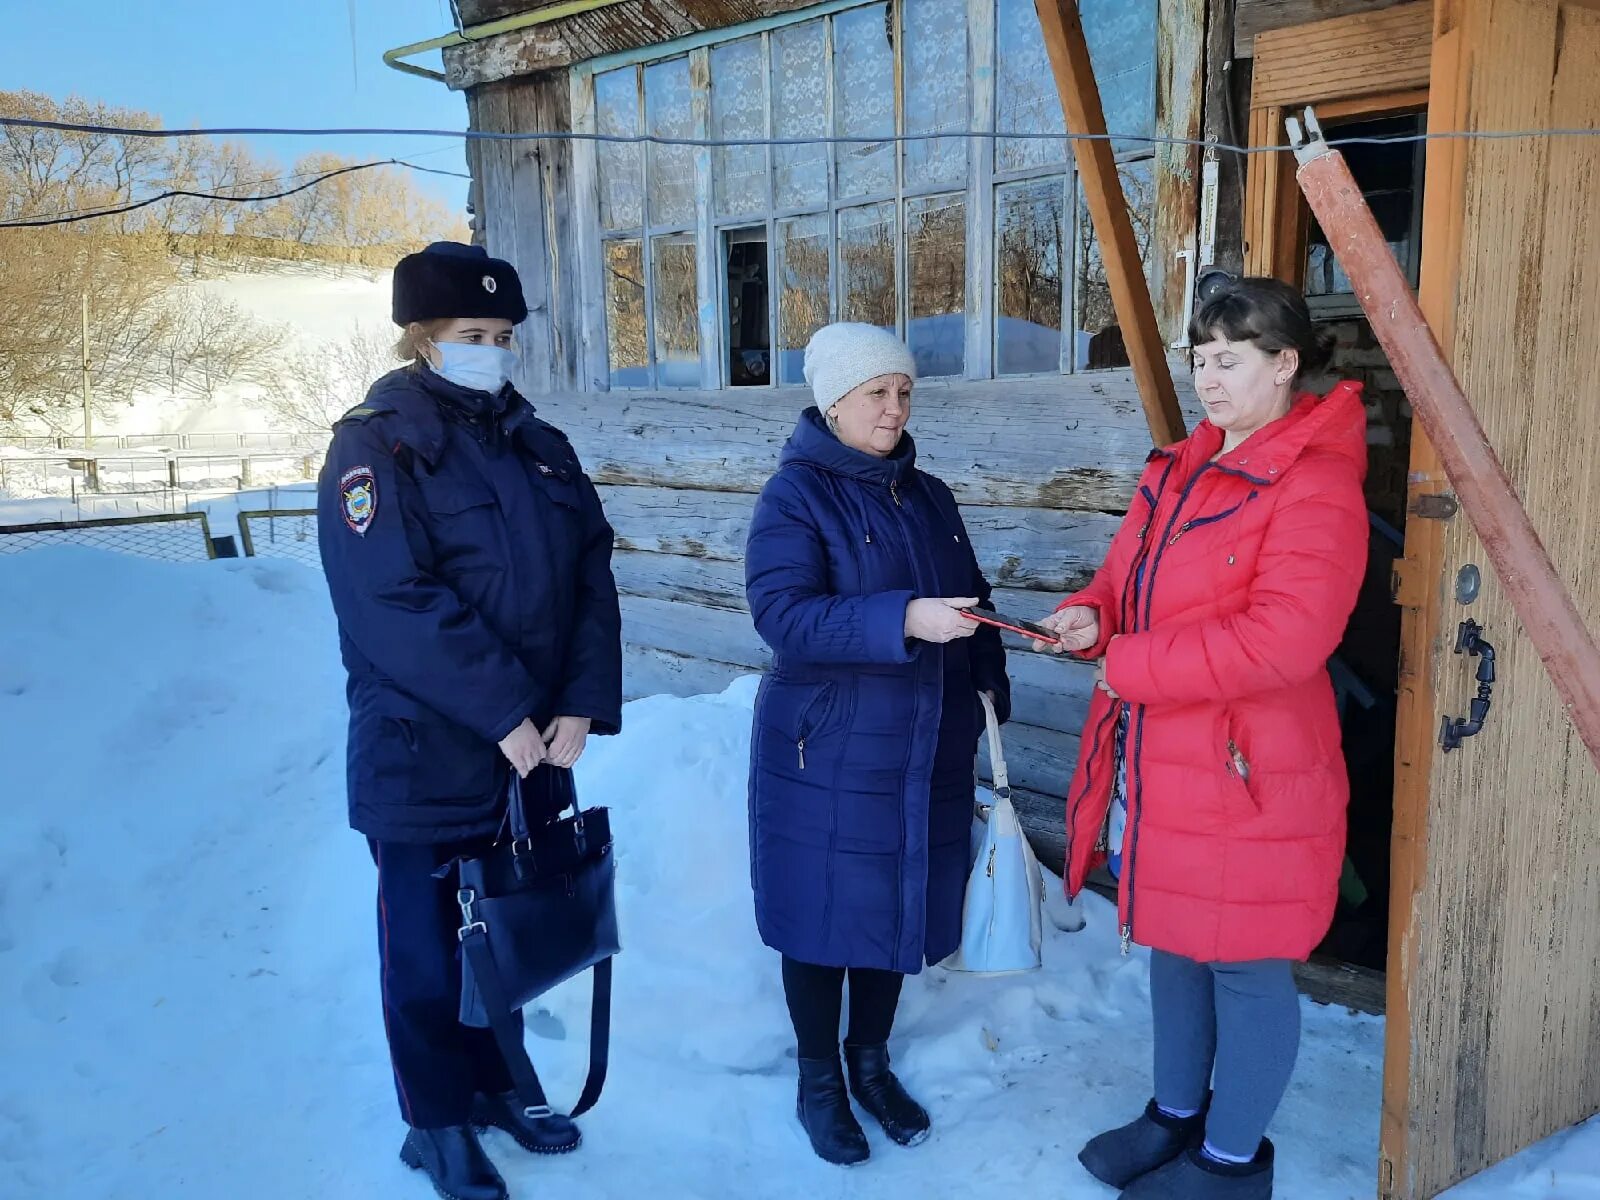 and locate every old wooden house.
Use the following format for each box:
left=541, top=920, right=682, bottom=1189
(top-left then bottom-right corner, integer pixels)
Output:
left=396, top=0, right=1599, bottom=1194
